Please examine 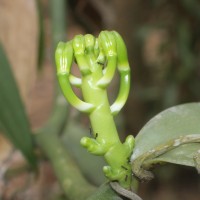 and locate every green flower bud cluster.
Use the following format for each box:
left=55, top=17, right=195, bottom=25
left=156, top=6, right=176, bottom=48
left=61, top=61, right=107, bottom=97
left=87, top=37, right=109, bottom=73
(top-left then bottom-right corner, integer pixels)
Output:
left=55, top=31, right=135, bottom=189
